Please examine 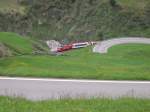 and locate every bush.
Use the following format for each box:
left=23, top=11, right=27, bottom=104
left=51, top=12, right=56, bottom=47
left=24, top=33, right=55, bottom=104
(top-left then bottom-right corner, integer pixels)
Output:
left=109, top=0, right=117, bottom=7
